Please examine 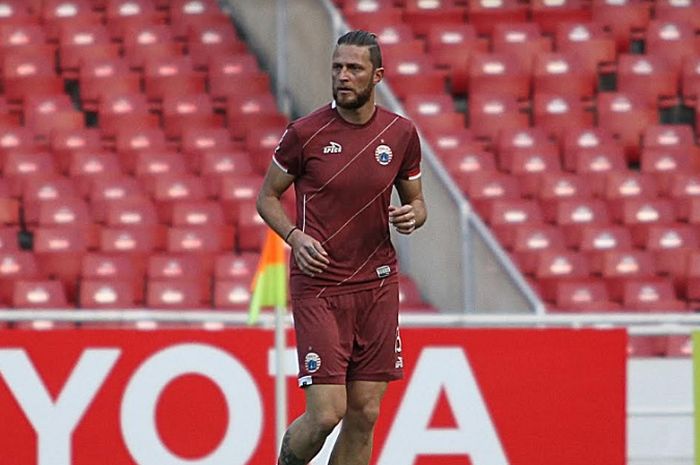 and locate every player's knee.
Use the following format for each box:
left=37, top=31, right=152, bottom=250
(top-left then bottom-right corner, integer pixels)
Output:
left=309, top=406, right=345, bottom=436
left=346, top=401, right=381, bottom=432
